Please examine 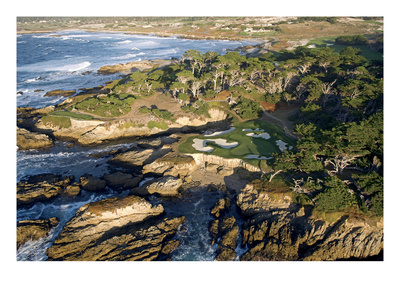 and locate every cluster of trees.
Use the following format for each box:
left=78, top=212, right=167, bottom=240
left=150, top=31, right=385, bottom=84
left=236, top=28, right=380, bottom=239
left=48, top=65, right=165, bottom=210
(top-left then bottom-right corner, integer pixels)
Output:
left=72, top=93, right=136, bottom=117
left=265, top=45, right=383, bottom=217
left=160, top=44, right=382, bottom=217
left=335, top=35, right=368, bottom=45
